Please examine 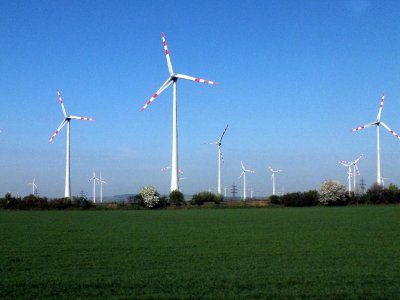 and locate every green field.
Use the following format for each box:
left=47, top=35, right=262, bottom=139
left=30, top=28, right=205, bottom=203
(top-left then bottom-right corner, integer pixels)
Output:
left=1, top=206, right=400, bottom=299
